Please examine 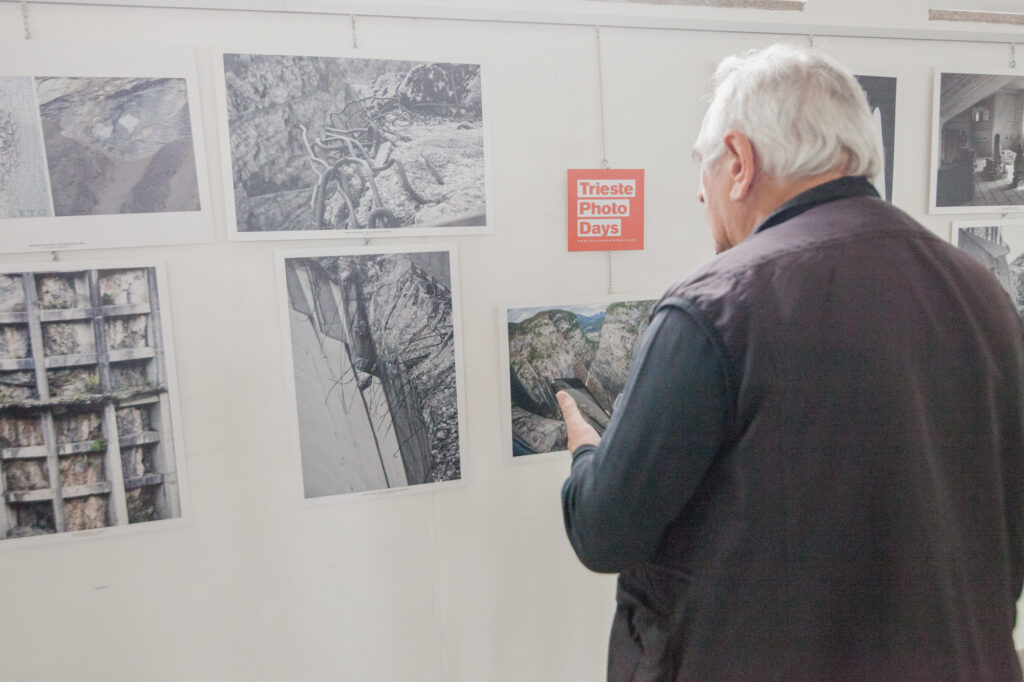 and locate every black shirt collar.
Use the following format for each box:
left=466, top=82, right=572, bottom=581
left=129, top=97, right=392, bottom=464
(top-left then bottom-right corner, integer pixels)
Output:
left=754, top=176, right=880, bottom=234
